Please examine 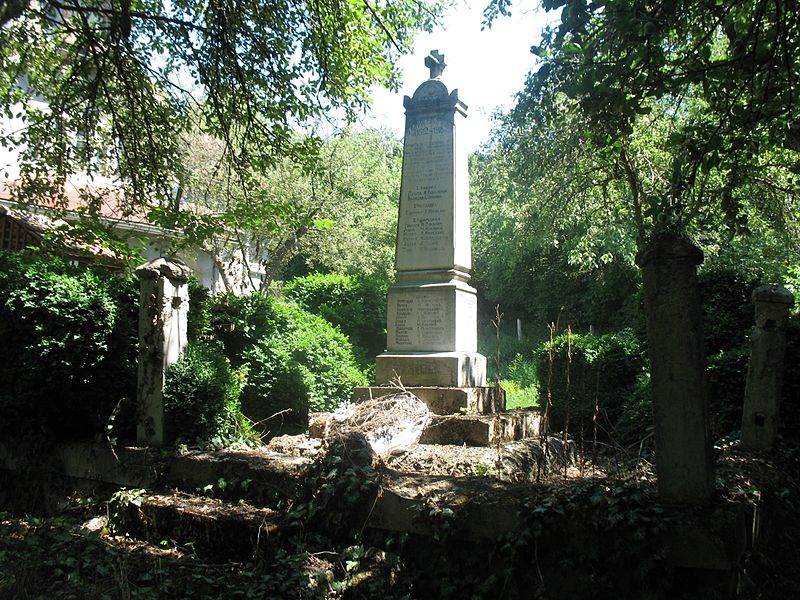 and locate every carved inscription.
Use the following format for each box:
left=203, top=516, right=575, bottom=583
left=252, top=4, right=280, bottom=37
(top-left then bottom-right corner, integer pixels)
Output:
left=397, top=116, right=454, bottom=268
left=394, top=298, right=414, bottom=346
left=389, top=290, right=453, bottom=351
left=410, top=362, right=441, bottom=377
